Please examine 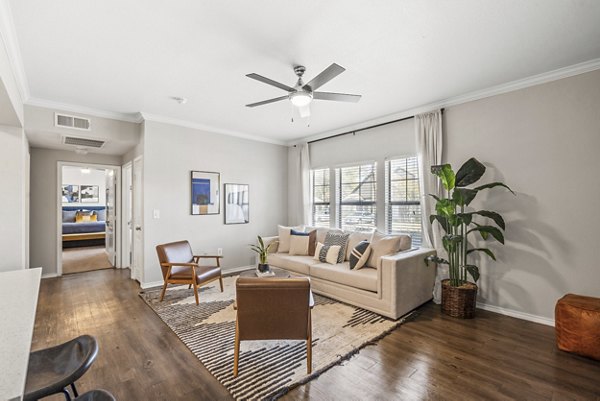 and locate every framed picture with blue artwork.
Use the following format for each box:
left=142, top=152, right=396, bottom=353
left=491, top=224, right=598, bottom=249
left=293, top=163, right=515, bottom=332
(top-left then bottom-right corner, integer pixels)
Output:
left=191, top=171, right=220, bottom=215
